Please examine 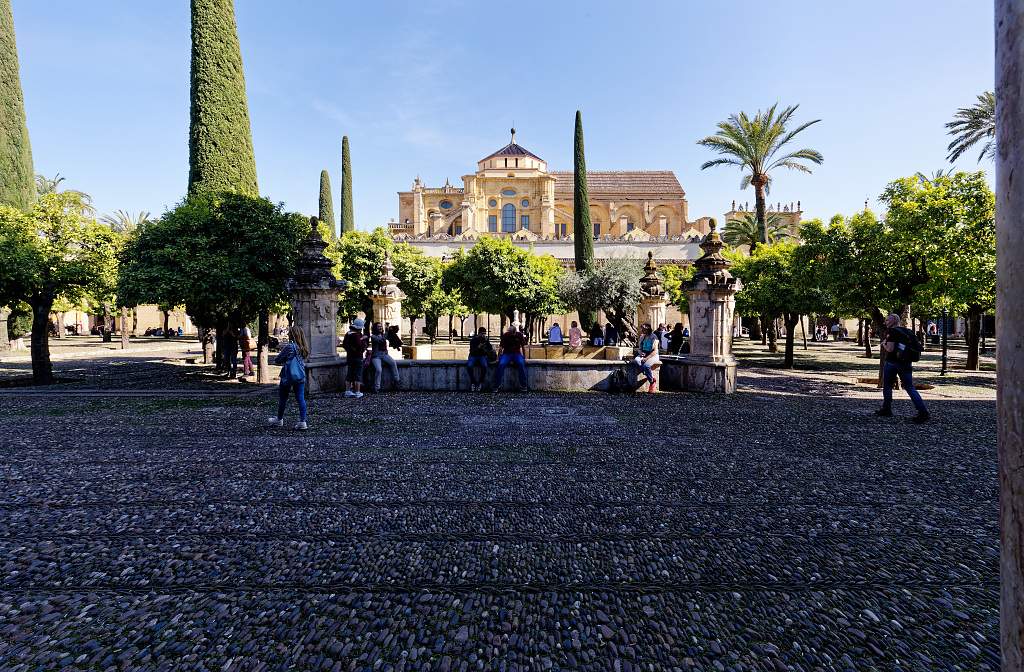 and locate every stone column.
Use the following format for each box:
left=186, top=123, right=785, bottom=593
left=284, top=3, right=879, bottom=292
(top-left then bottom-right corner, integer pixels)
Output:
left=372, top=249, right=404, bottom=337
left=289, top=217, right=346, bottom=394
left=996, top=2, right=1024, bottom=666
left=638, top=251, right=668, bottom=328
left=0, top=309, right=10, bottom=351
left=681, top=219, right=740, bottom=393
